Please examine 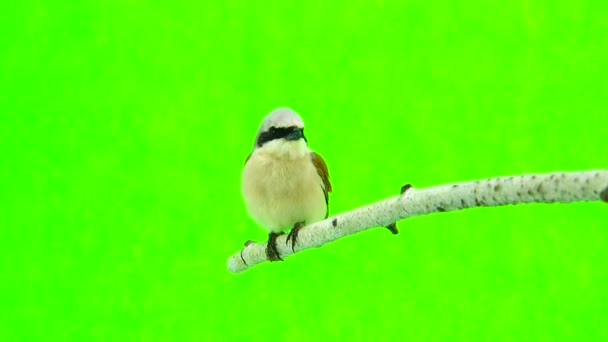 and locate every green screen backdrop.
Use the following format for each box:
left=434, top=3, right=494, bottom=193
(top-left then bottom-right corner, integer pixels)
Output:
left=1, top=1, right=607, bottom=340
